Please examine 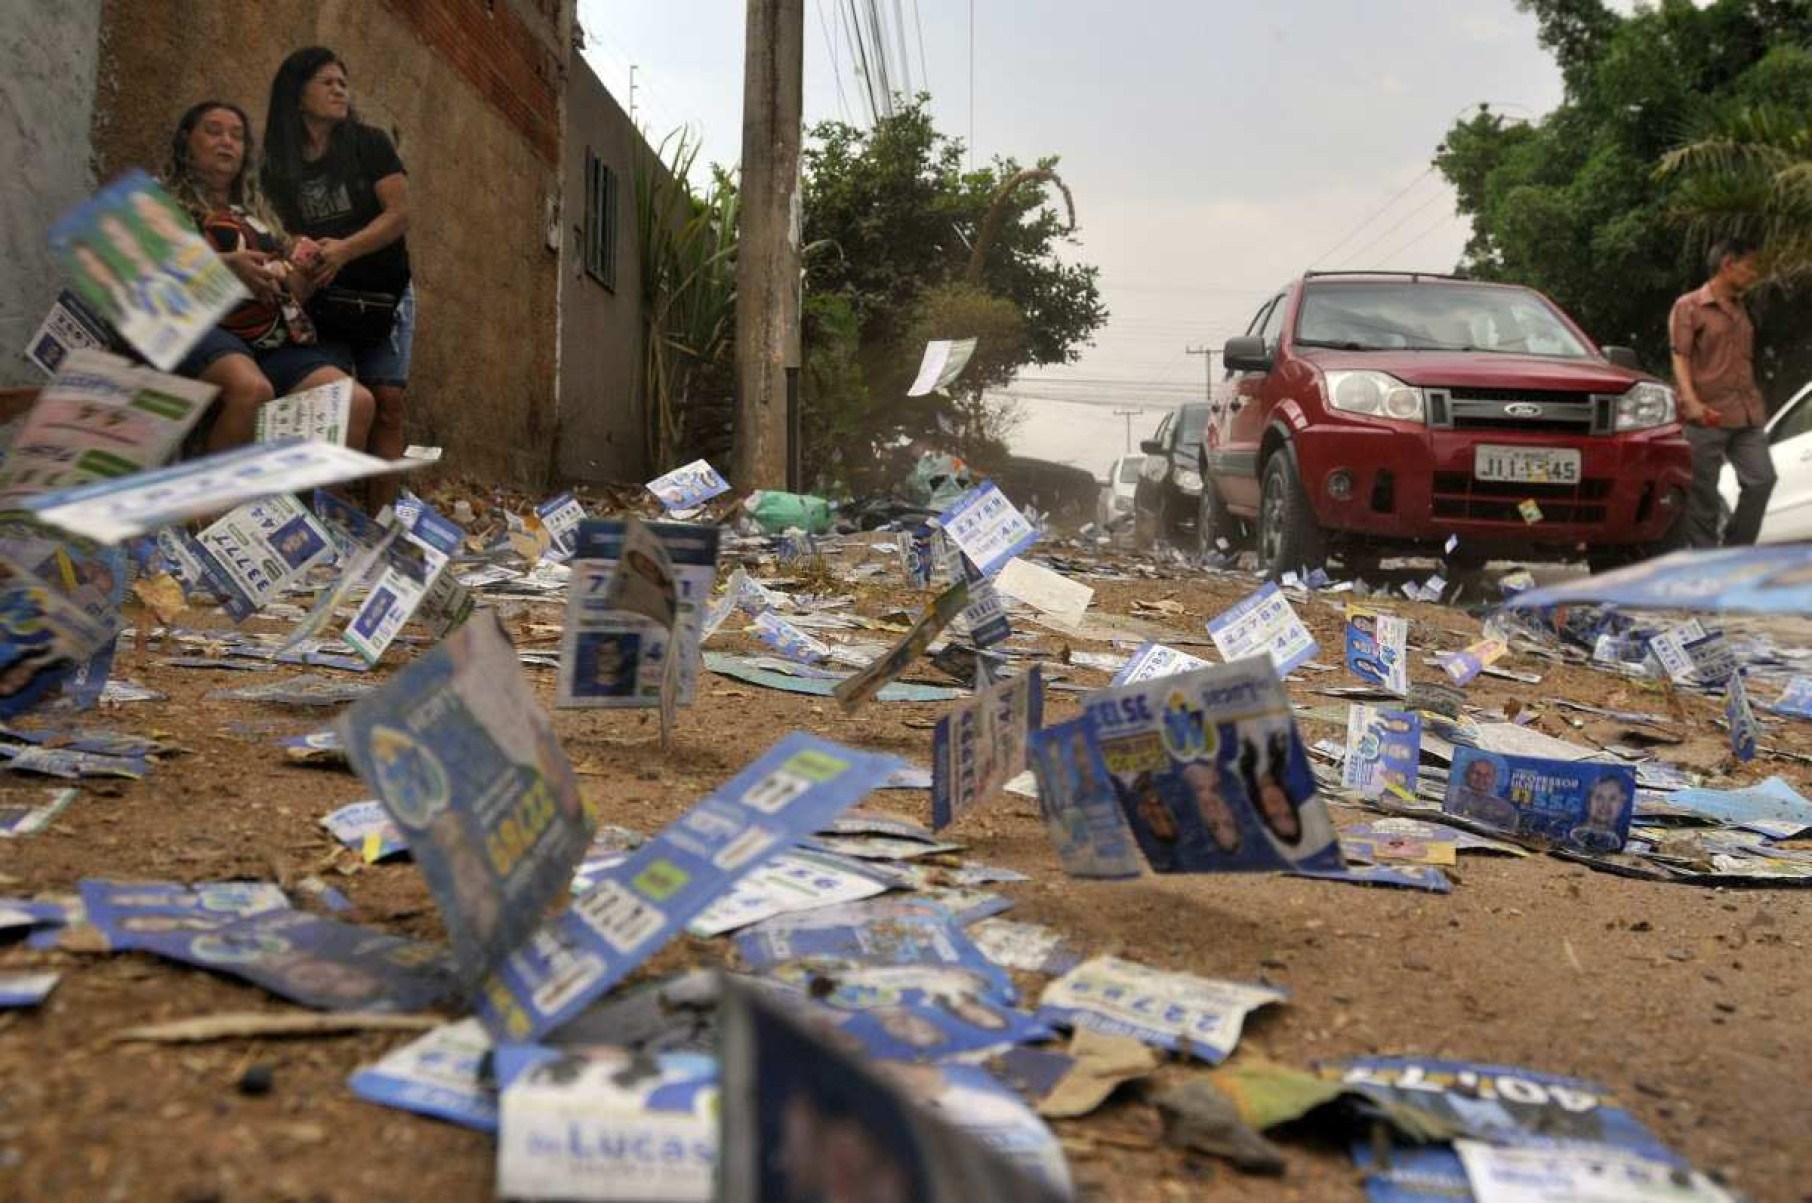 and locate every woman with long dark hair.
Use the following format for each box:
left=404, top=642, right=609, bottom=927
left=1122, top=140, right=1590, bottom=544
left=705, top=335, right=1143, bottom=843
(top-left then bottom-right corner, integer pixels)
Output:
left=263, top=47, right=412, bottom=510
left=166, top=100, right=374, bottom=453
